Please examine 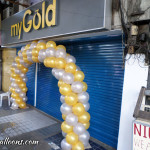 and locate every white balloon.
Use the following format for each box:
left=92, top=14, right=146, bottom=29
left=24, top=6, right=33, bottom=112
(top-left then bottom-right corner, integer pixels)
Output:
left=38, top=56, right=45, bottom=62
left=78, top=92, right=89, bottom=104
left=15, top=68, right=21, bottom=74
left=60, top=103, right=72, bottom=115
left=73, top=123, right=86, bottom=135
left=46, top=47, right=56, bottom=57
left=66, top=113, right=78, bottom=126
left=27, top=56, right=34, bottom=63
left=22, top=77, right=28, bottom=83
left=62, top=131, right=67, bottom=137
left=11, top=82, right=18, bottom=88
left=10, top=77, right=15, bottom=82
left=26, top=49, right=32, bottom=57
left=12, top=62, right=17, bottom=68
left=39, top=49, right=46, bottom=58
left=19, top=92, right=26, bottom=98
left=15, top=87, right=21, bottom=93
left=76, top=65, right=81, bottom=71
left=55, top=49, right=66, bottom=58
left=61, top=139, right=72, bottom=150
left=18, top=52, right=23, bottom=59
left=79, top=131, right=90, bottom=145
left=52, top=68, right=57, bottom=77
left=54, top=69, right=60, bottom=80
left=62, top=73, right=74, bottom=84
left=66, top=55, right=76, bottom=63
left=11, top=102, right=19, bottom=109
left=38, top=40, right=46, bottom=43
left=20, top=73, right=26, bottom=78
left=57, top=69, right=65, bottom=80
left=83, top=103, right=90, bottom=111
left=60, top=95, right=65, bottom=103
left=22, top=96, right=28, bottom=102
left=71, top=81, right=83, bottom=94
left=30, top=43, right=37, bottom=49
left=21, top=46, right=25, bottom=52
left=10, top=97, right=16, bottom=103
